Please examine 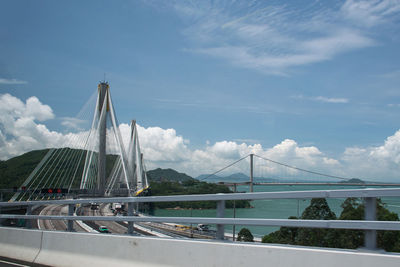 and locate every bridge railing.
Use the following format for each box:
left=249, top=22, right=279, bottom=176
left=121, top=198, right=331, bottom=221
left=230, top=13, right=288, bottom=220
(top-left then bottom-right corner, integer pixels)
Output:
left=1, top=187, right=400, bottom=250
